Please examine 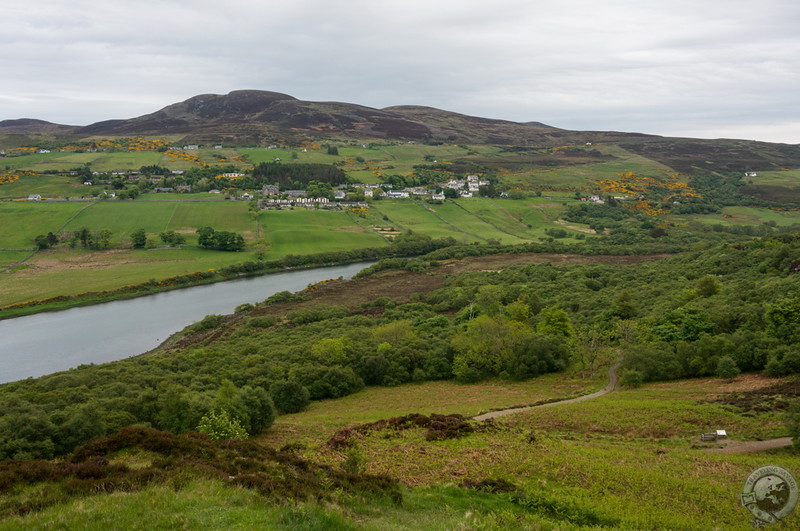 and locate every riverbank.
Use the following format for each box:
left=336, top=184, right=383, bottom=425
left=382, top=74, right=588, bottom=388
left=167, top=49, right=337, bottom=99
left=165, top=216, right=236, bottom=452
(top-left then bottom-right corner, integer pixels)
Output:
left=0, top=261, right=373, bottom=383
